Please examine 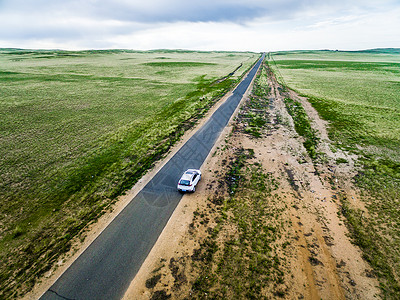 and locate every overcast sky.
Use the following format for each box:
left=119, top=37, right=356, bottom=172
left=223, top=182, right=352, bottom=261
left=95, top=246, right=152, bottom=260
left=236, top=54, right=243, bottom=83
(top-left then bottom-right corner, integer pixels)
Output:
left=0, top=0, right=399, bottom=51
